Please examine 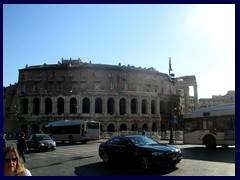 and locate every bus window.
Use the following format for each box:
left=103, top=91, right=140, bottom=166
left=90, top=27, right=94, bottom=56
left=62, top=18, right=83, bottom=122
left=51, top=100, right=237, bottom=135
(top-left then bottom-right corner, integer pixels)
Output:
left=202, top=120, right=207, bottom=130
left=184, top=119, right=199, bottom=133
left=216, top=118, right=225, bottom=132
